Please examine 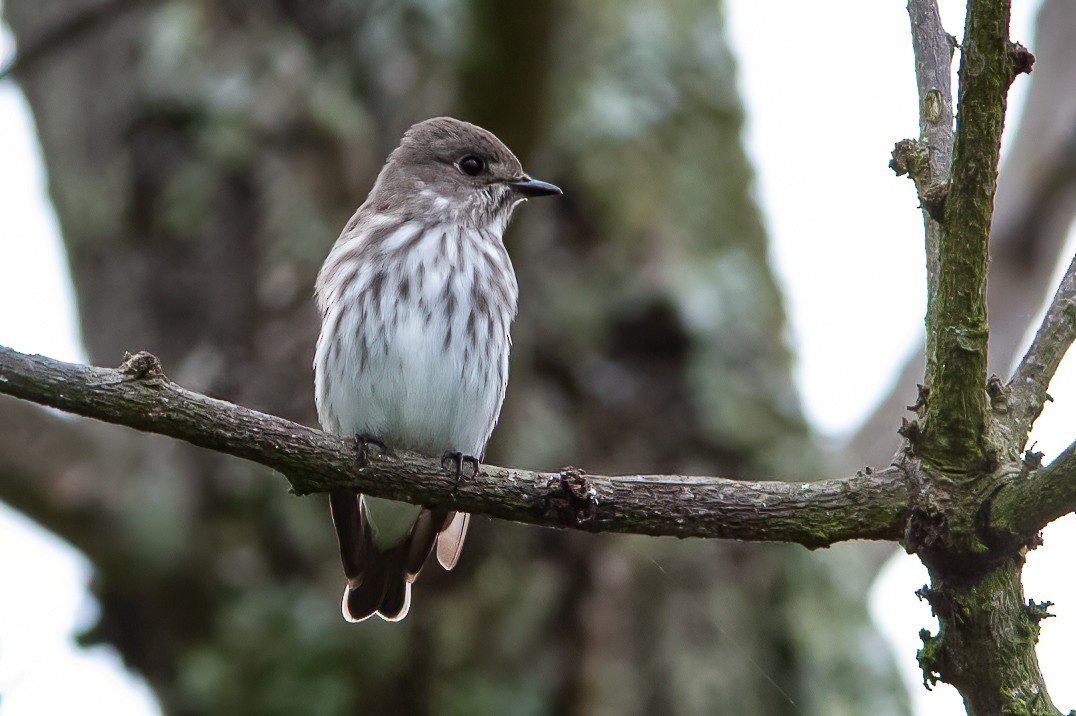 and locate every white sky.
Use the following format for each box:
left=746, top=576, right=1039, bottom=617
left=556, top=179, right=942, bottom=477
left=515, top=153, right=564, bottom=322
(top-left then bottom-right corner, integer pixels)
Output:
left=1, top=2, right=1073, bottom=714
